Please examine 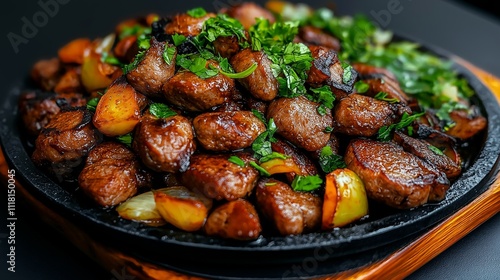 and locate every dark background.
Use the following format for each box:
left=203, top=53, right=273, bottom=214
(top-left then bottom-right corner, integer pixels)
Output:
left=1, top=0, right=500, bottom=279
